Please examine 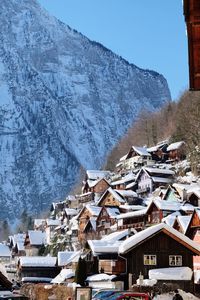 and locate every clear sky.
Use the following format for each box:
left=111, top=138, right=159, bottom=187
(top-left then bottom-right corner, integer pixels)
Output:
left=38, top=0, right=188, bottom=101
